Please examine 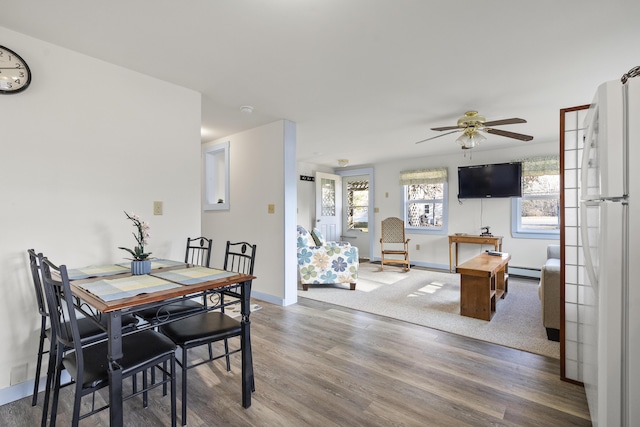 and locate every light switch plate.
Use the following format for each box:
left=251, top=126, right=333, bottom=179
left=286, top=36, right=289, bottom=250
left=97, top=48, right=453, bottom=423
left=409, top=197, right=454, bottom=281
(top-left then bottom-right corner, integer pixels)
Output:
left=153, top=201, right=163, bottom=215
